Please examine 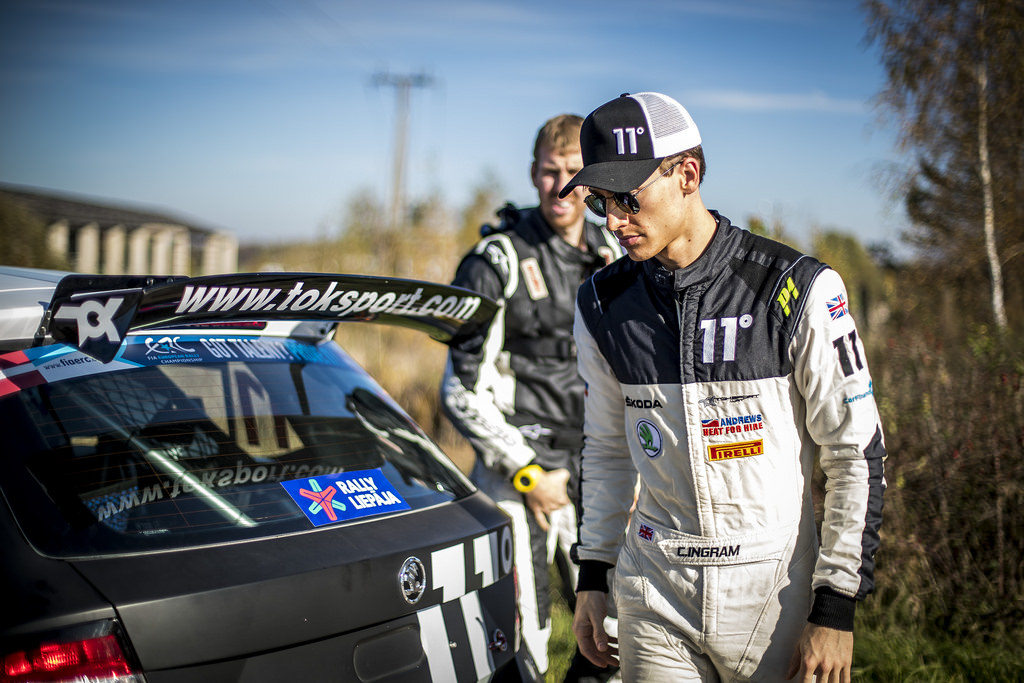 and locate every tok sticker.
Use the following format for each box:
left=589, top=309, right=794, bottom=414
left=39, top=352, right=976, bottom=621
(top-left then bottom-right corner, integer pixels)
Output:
left=636, top=419, right=663, bottom=458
